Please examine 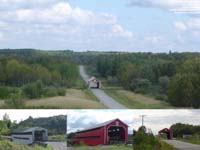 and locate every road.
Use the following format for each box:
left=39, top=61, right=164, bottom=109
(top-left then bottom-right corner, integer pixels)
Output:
left=163, top=140, right=200, bottom=150
left=79, top=65, right=127, bottom=109
left=48, top=142, right=73, bottom=150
